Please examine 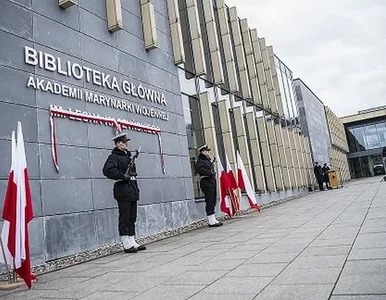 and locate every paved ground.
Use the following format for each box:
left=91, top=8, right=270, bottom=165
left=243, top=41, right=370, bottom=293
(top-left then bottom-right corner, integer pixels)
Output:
left=1, top=176, right=386, bottom=300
